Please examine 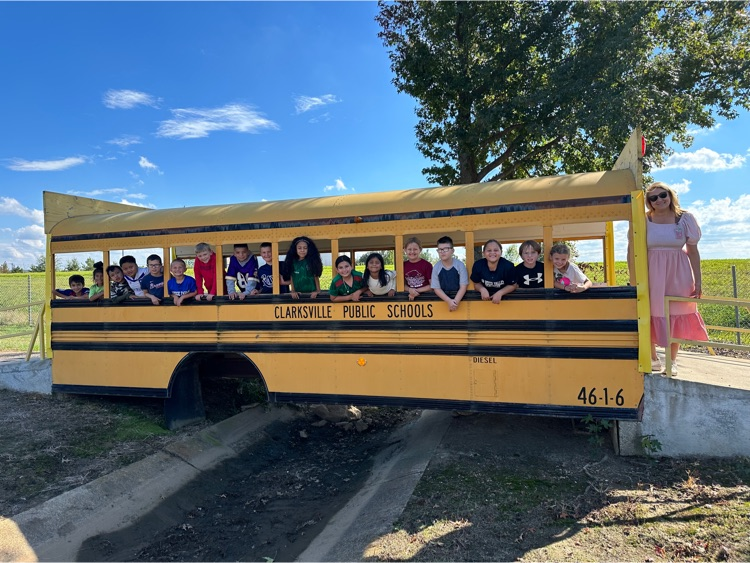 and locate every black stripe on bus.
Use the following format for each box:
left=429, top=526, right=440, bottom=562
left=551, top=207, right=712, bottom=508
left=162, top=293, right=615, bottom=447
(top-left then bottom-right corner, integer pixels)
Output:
left=270, top=393, right=641, bottom=421
left=52, top=319, right=638, bottom=333
left=47, top=286, right=637, bottom=307
left=52, top=384, right=169, bottom=398
left=49, top=383, right=639, bottom=421
left=50, top=341, right=638, bottom=359
left=50, top=194, right=631, bottom=243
